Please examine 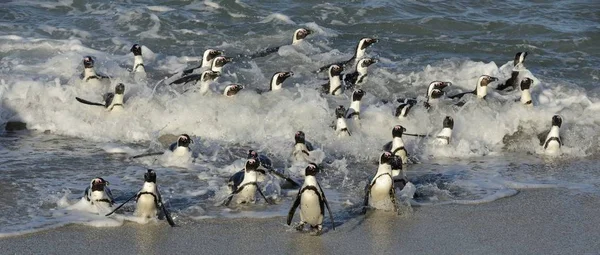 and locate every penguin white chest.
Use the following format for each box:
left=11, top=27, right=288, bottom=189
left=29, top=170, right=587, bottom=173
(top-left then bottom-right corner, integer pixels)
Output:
left=292, top=144, right=310, bottom=162
left=369, top=175, right=394, bottom=209
left=329, top=77, right=342, bottom=95
left=299, top=190, right=323, bottom=226
left=135, top=194, right=158, bottom=218
left=336, top=118, right=349, bottom=137
left=392, top=138, right=408, bottom=163
left=235, top=184, right=257, bottom=204
left=172, top=147, right=191, bottom=157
